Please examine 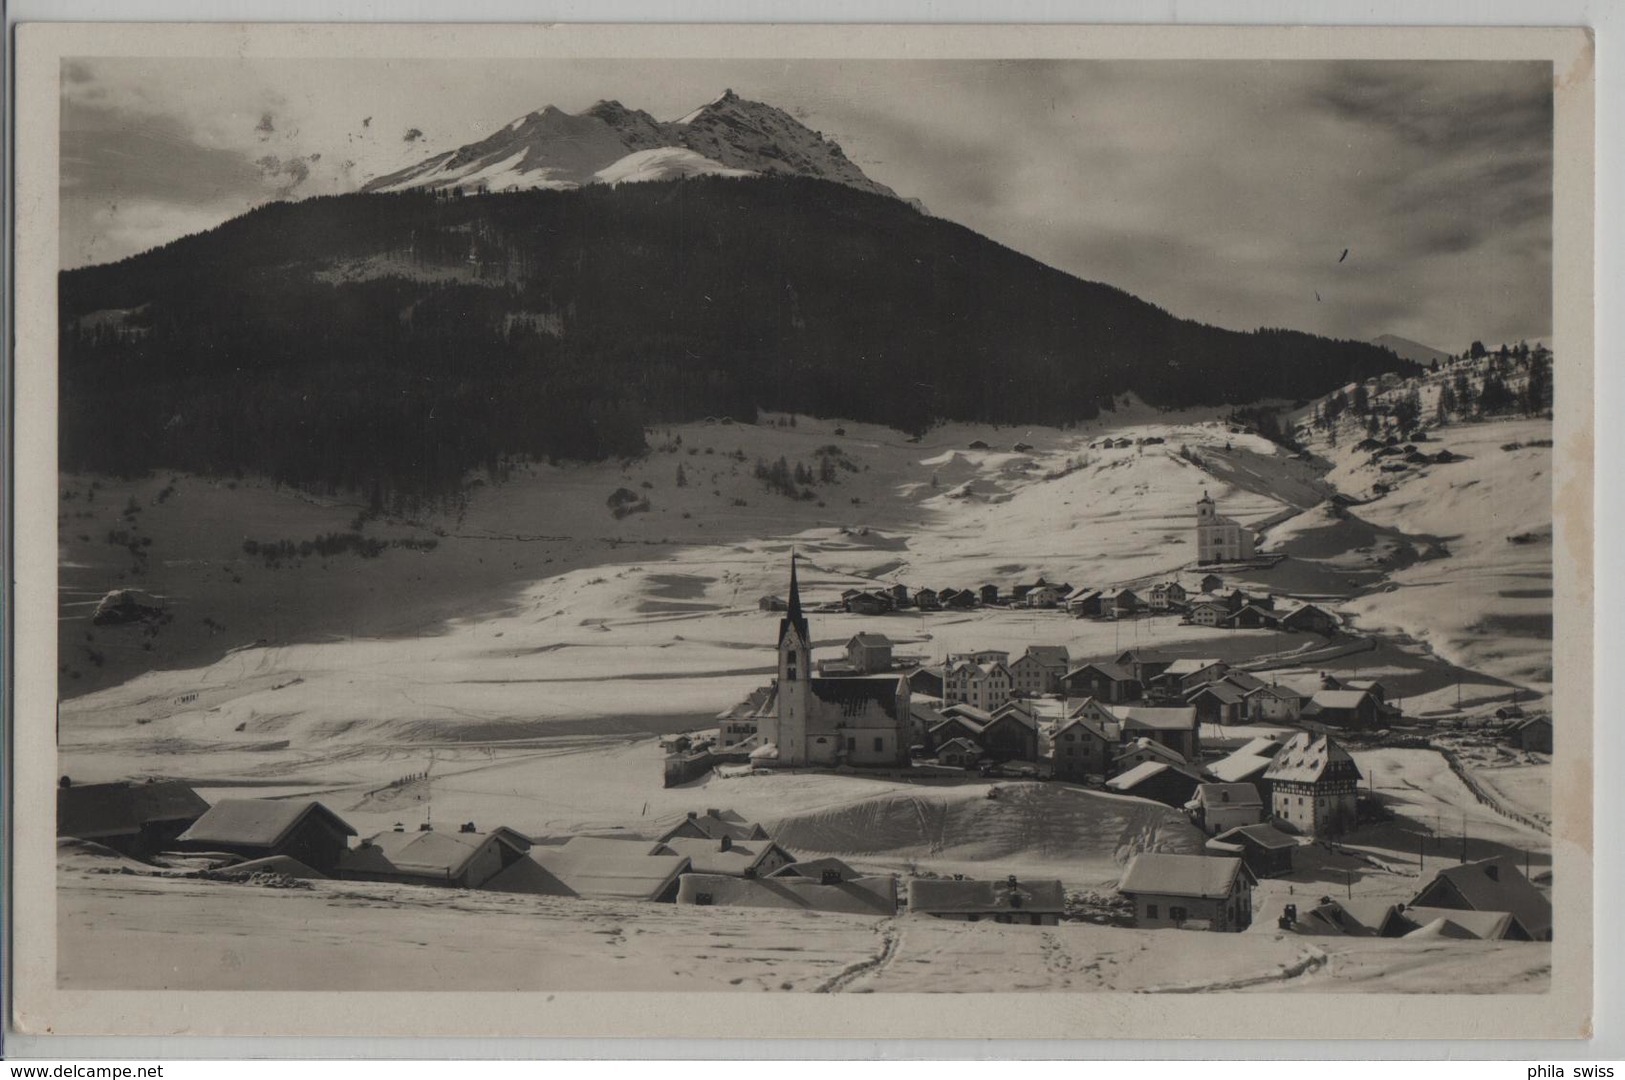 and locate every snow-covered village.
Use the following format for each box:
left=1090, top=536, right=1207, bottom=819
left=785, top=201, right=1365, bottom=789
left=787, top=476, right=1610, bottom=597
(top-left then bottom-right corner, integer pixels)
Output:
left=42, top=54, right=1567, bottom=1001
